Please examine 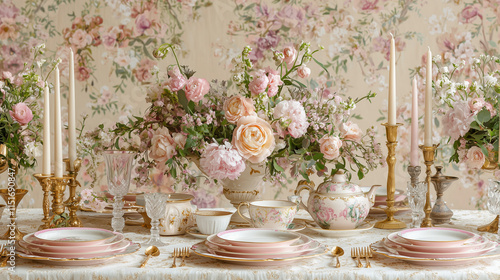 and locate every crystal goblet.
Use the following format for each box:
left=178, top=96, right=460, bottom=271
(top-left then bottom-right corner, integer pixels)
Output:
left=487, top=179, right=500, bottom=238
left=103, top=150, right=136, bottom=233
left=407, top=181, right=427, bottom=228
left=143, top=192, right=168, bottom=247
